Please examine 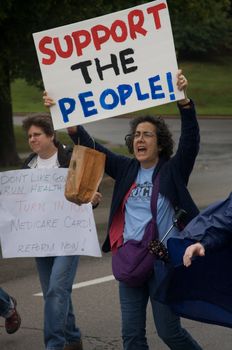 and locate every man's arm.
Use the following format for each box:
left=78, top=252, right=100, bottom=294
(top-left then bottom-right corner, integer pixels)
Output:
left=183, top=242, right=205, bottom=267
left=182, top=194, right=232, bottom=266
